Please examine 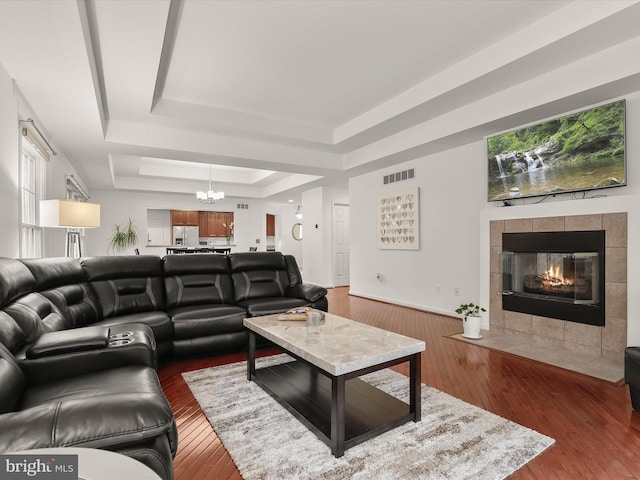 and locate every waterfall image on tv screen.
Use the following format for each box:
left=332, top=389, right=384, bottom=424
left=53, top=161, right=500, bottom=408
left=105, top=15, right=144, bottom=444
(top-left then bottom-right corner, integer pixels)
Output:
left=487, top=100, right=626, bottom=202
